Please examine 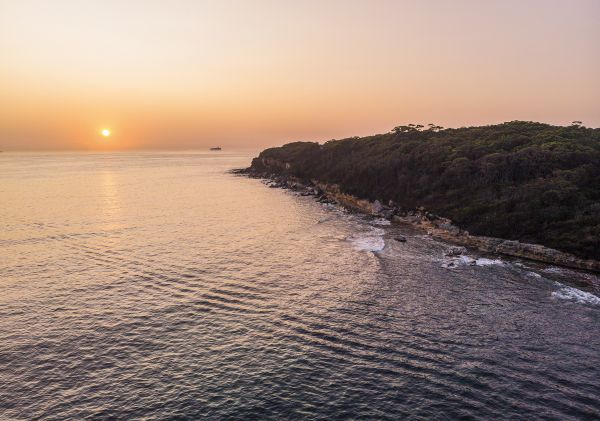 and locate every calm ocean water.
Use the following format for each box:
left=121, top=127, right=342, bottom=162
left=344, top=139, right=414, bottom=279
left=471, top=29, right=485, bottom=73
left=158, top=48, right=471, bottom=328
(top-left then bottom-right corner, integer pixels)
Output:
left=1, top=152, right=600, bottom=420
